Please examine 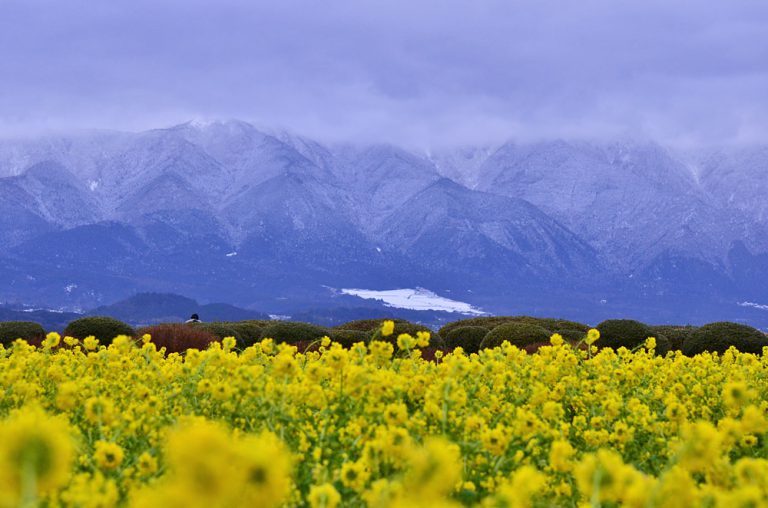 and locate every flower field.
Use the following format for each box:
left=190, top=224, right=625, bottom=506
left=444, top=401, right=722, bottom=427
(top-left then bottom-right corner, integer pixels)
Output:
left=2, top=325, right=768, bottom=507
